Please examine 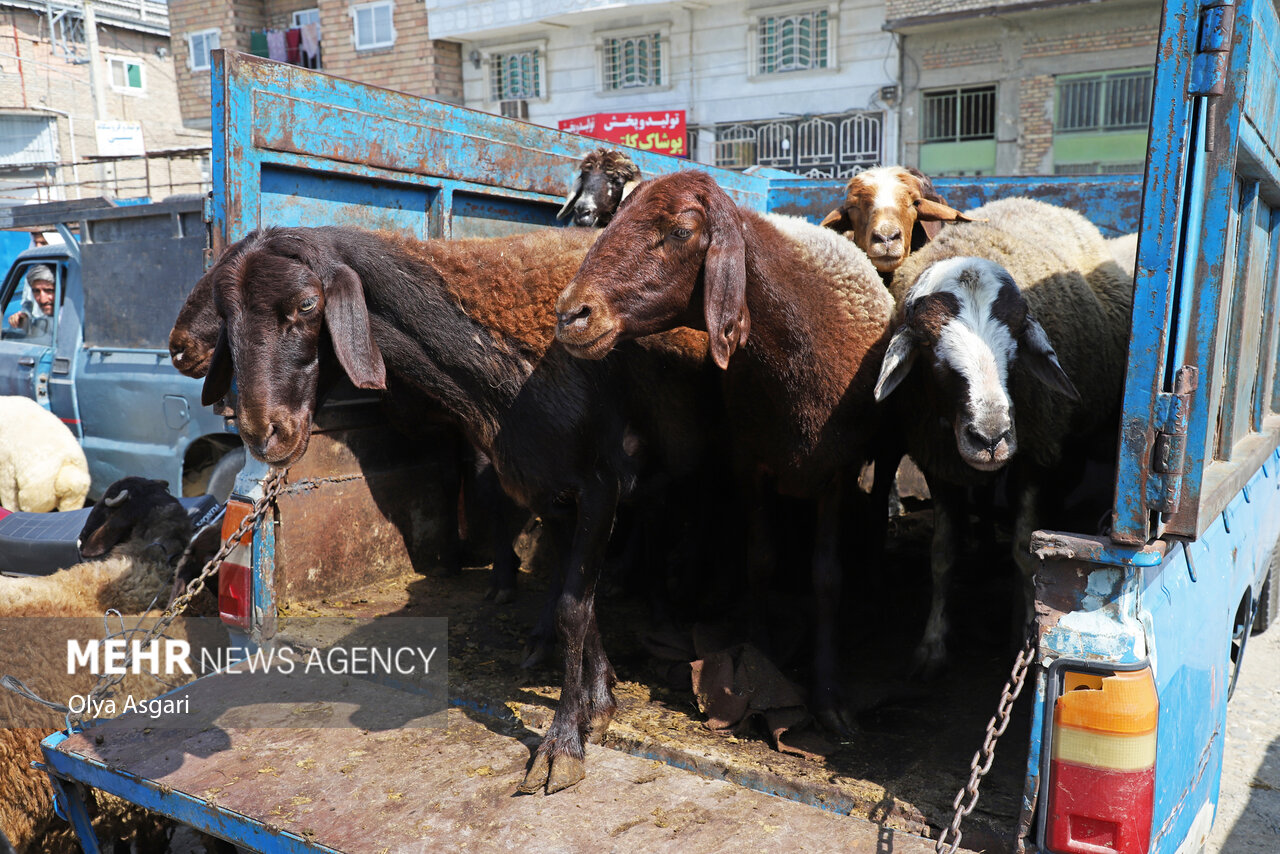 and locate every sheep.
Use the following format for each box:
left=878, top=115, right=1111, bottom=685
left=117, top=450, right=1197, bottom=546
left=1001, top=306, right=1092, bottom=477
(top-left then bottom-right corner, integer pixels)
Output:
left=1107, top=232, right=1139, bottom=279
left=557, top=148, right=642, bottom=227
left=819, top=166, right=971, bottom=282
left=0, top=476, right=194, bottom=852
left=188, top=223, right=720, bottom=795
left=0, top=397, right=90, bottom=513
left=555, top=170, right=894, bottom=733
left=873, top=197, right=1133, bottom=674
